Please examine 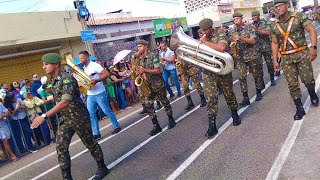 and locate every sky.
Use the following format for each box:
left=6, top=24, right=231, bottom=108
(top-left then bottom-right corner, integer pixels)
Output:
left=0, top=0, right=186, bottom=17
